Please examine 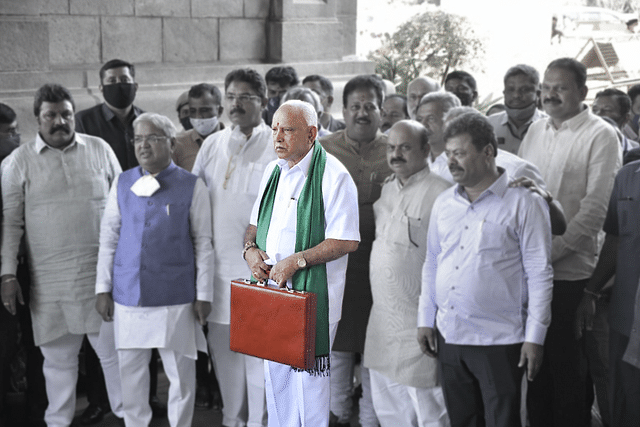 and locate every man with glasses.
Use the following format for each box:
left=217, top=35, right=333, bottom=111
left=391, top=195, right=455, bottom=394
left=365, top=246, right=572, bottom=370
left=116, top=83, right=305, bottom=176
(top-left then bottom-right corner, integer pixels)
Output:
left=95, top=112, right=213, bottom=427
left=364, top=120, right=451, bottom=426
left=487, top=65, right=546, bottom=155
left=0, top=84, right=123, bottom=427
left=191, top=68, right=274, bottom=427
left=76, top=58, right=144, bottom=171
